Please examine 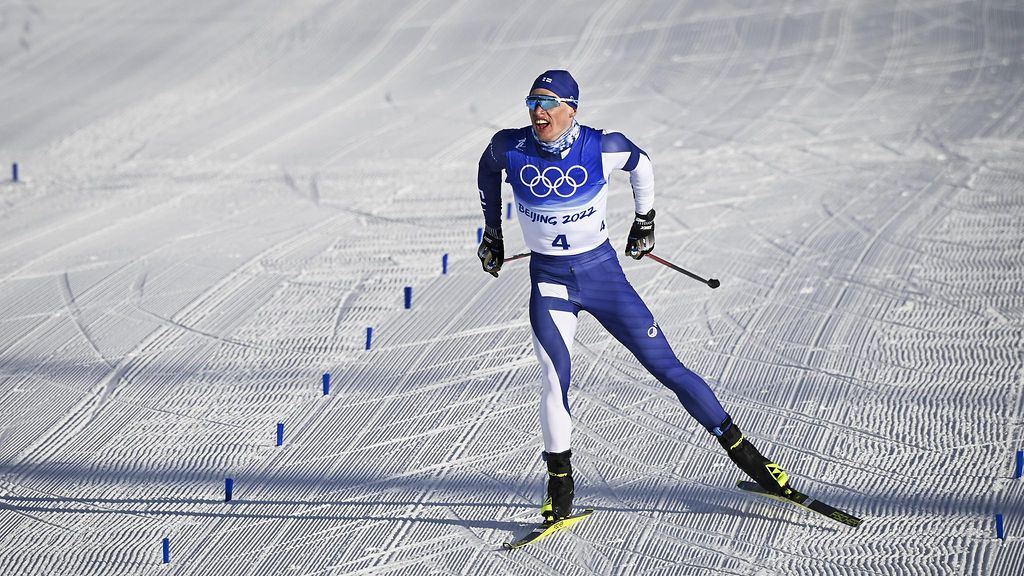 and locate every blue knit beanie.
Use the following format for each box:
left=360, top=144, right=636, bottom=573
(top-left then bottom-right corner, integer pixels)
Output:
left=530, top=70, right=579, bottom=108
